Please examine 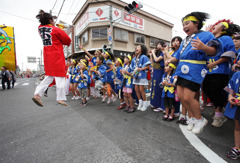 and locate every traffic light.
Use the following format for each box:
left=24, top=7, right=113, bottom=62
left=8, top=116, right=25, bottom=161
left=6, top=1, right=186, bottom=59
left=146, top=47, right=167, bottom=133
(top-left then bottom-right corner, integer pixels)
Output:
left=124, top=1, right=143, bottom=14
